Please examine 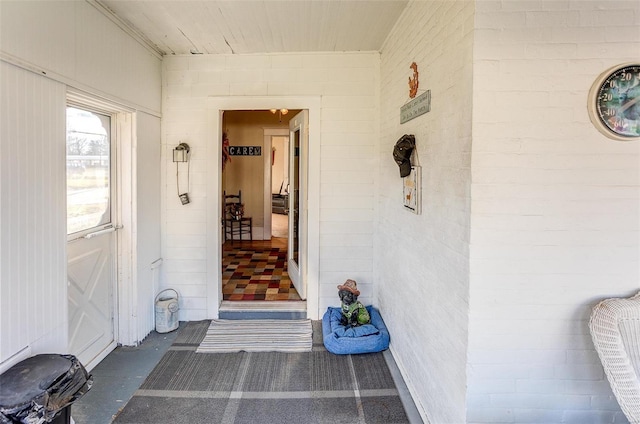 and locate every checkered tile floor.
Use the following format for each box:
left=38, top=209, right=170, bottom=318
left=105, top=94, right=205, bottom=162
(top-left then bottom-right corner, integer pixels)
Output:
left=222, top=240, right=301, bottom=301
